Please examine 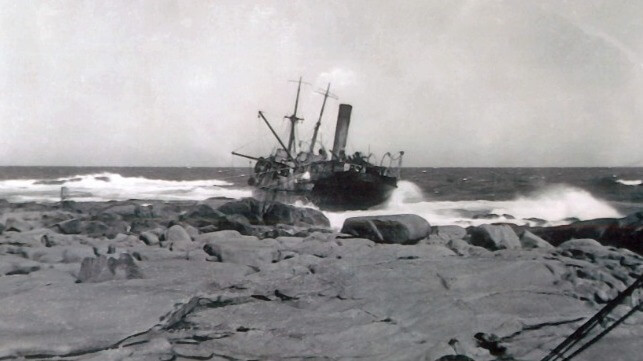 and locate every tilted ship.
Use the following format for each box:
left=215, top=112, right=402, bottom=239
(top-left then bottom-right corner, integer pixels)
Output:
left=232, top=78, right=404, bottom=210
